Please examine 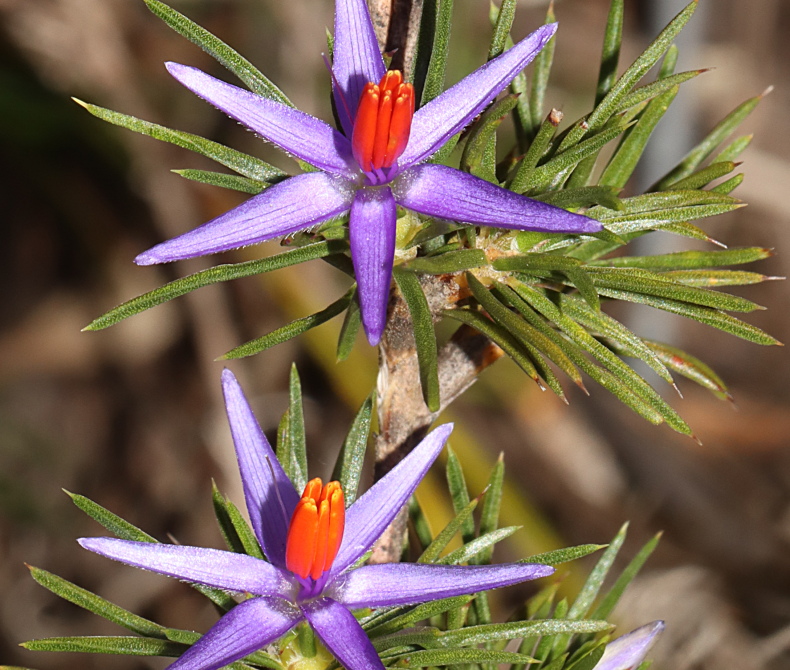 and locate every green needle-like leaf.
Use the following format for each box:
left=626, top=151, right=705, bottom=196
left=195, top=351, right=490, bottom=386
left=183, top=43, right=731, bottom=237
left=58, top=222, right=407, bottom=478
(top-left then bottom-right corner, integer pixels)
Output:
left=85, top=241, right=349, bottom=331
left=510, top=109, right=563, bottom=193
left=591, top=532, right=661, bottom=620
left=409, top=495, right=434, bottom=552
left=226, top=500, right=265, bottom=560
left=74, top=99, right=285, bottom=182
left=662, top=270, right=778, bottom=287
left=445, top=308, right=543, bottom=384
left=529, top=3, right=557, bottom=130
left=600, top=86, right=678, bottom=189
left=474, top=454, right=505, bottom=565
left=366, top=596, right=474, bottom=637
left=419, top=498, right=479, bottom=563
left=66, top=491, right=236, bottom=611
left=533, top=186, right=624, bottom=212
left=591, top=247, right=772, bottom=270
left=614, top=69, right=705, bottom=112
left=212, top=481, right=245, bottom=554
left=220, top=287, right=354, bottom=360
left=489, top=0, right=518, bottom=61
left=21, top=636, right=187, bottom=657
left=585, top=267, right=762, bottom=312
left=462, top=95, right=519, bottom=181
left=172, top=169, right=269, bottom=194
left=595, top=286, right=780, bottom=346
left=420, top=0, right=454, bottom=105
left=440, top=619, right=613, bottom=647
left=713, top=134, right=753, bottom=163
left=28, top=567, right=167, bottom=638
left=393, top=269, right=441, bottom=412
left=287, top=364, right=308, bottom=492
left=523, top=544, right=606, bottom=566
left=437, top=527, right=521, bottom=565
left=144, top=0, right=291, bottom=105
left=643, top=341, right=730, bottom=398
left=331, top=394, right=373, bottom=506
left=337, top=287, right=362, bottom=361
left=445, top=446, right=475, bottom=543
left=403, top=249, right=488, bottom=274
left=388, top=649, right=536, bottom=666
left=665, top=160, right=736, bottom=191
left=652, top=89, right=767, bottom=190
left=569, top=522, right=628, bottom=619
left=596, top=0, right=624, bottom=106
